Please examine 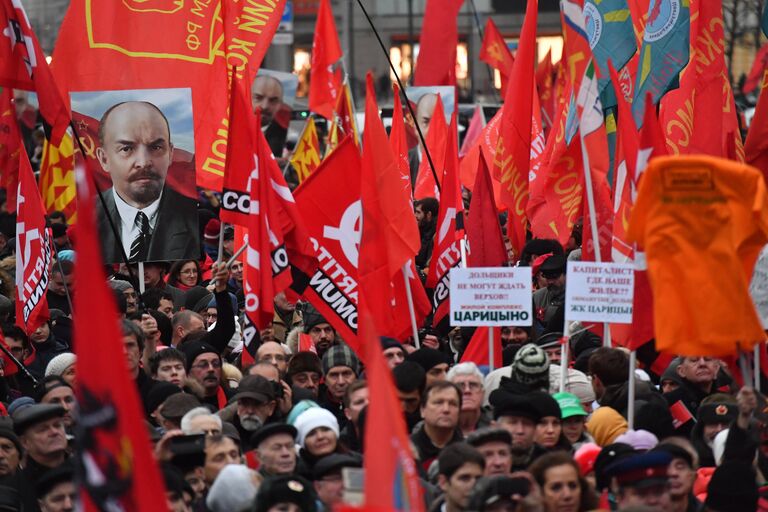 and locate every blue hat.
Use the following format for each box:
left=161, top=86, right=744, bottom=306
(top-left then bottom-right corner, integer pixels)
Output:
left=606, top=451, right=672, bottom=489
